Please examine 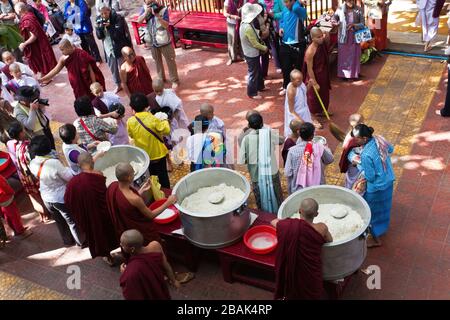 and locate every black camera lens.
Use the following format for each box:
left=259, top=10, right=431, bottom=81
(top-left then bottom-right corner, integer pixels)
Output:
left=38, top=98, right=49, bottom=106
